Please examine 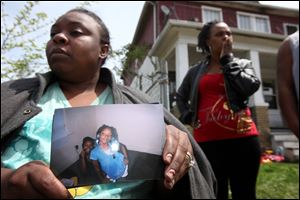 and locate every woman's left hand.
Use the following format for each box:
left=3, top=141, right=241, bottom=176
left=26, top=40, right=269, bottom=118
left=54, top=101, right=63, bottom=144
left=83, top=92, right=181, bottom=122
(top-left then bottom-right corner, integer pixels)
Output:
left=220, top=39, right=233, bottom=58
left=162, top=125, right=194, bottom=189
